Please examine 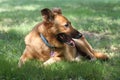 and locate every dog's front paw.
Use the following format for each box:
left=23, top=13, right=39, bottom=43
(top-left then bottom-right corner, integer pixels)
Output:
left=43, top=58, right=55, bottom=66
left=43, top=61, right=50, bottom=66
left=18, top=60, right=23, bottom=68
left=74, top=55, right=81, bottom=62
left=90, top=57, right=97, bottom=61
